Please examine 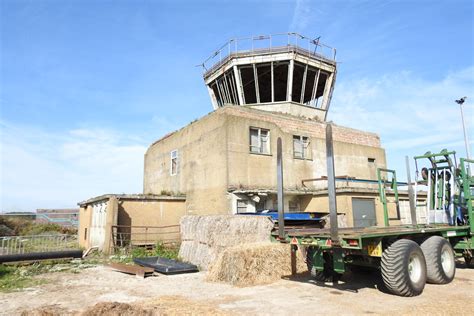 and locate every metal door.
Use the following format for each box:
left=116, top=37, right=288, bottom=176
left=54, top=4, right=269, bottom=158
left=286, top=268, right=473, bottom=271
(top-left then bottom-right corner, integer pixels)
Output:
left=90, top=201, right=108, bottom=250
left=352, top=198, right=376, bottom=228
